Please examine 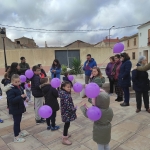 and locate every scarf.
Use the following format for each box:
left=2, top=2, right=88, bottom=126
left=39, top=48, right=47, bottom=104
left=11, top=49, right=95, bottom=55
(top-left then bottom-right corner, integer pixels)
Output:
left=111, top=60, right=121, bottom=77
